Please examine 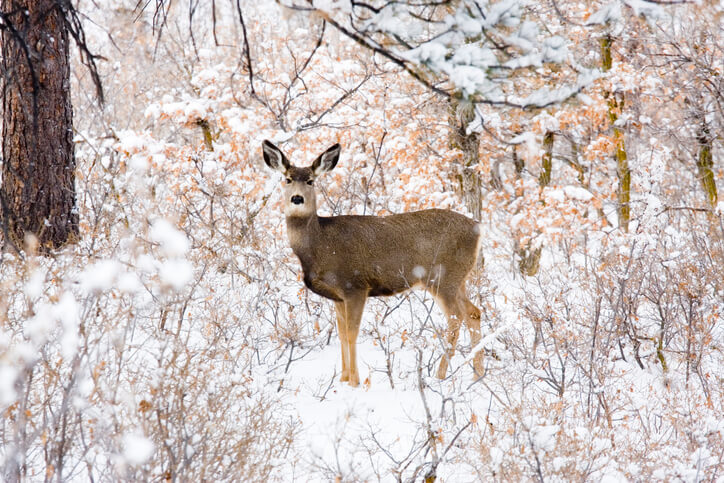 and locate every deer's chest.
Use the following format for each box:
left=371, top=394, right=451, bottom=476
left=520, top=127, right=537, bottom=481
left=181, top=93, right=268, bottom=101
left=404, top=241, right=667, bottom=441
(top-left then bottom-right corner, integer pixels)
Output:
left=300, top=266, right=346, bottom=302
left=294, top=250, right=348, bottom=302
